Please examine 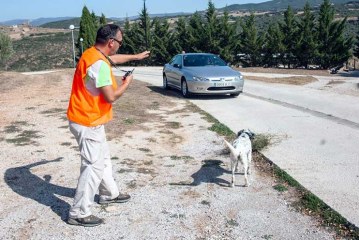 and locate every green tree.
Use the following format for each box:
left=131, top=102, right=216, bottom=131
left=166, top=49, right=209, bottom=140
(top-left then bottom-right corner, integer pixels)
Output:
left=187, top=12, right=205, bottom=52
left=354, top=30, right=359, bottom=58
left=296, top=2, right=317, bottom=69
left=279, top=6, right=299, bottom=68
left=0, top=32, right=14, bottom=69
left=121, top=18, right=136, bottom=54
left=316, top=0, right=353, bottom=69
left=217, top=11, right=239, bottom=64
left=99, top=13, right=107, bottom=26
left=174, top=17, right=191, bottom=53
left=91, top=11, right=99, bottom=29
left=202, top=0, right=219, bottom=53
left=138, top=0, right=152, bottom=52
left=77, top=6, right=97, bottom=53
left=263, top=22, right=285, bottom=67
left=239, top=14, right=264, bottom=67
left=151, top=18, right=172, bottom=65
